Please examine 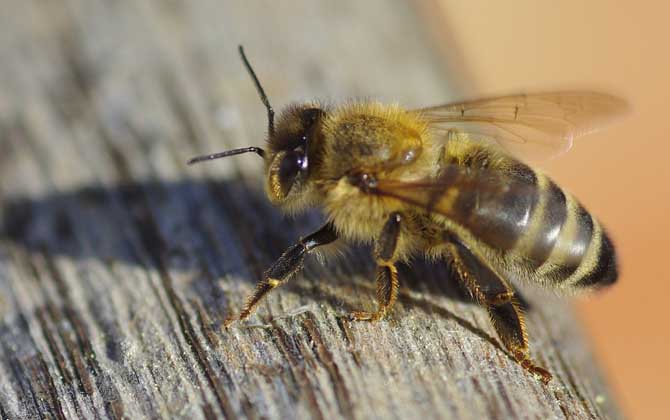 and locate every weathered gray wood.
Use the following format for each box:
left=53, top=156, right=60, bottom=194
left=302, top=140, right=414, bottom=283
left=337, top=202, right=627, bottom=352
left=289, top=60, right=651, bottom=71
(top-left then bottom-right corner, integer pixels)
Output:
left=0, top=1, right=620, bottom=419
